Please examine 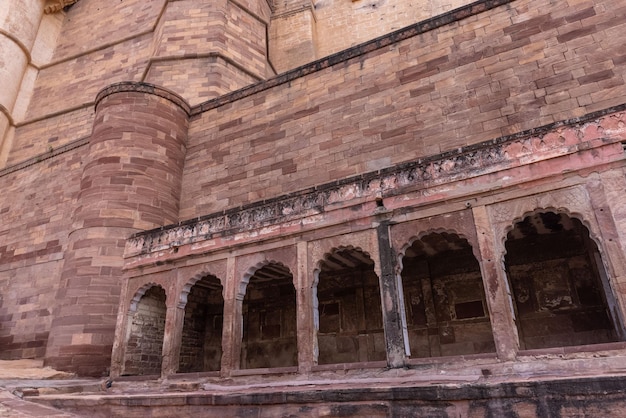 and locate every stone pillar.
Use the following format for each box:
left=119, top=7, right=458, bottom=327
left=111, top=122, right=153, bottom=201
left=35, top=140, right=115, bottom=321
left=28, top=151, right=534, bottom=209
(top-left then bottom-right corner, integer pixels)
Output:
left=109, top=278, right=130, bottom=378
left=586, top=173, right=626, bottom=339
left=595, top=171, right=626, bottom=281
left=44, top=82, right=189, bottom=376
left=0, top=0, right=44, bottom=163
left=296, top=241, right=315, bottom=372
left=376, top=221, right=408, bottom=368
left=220, top=256, right=238, bottom=377
left=472, top=205, right=518, bottom=361
left=161, top=304, right=186, bottom=377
